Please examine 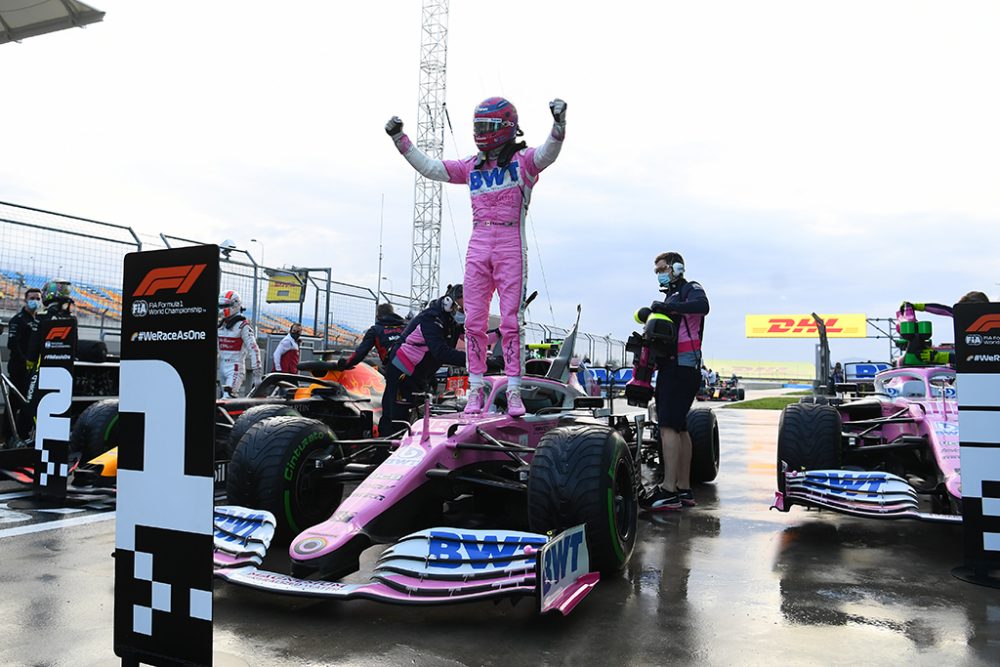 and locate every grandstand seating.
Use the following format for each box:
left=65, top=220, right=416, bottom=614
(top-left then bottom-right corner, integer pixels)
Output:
left=2, top=267, right=362, bottom=346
